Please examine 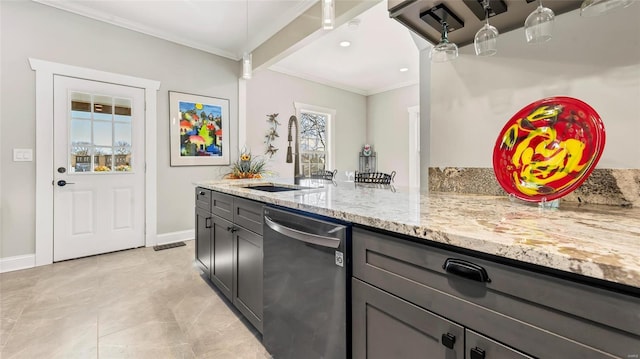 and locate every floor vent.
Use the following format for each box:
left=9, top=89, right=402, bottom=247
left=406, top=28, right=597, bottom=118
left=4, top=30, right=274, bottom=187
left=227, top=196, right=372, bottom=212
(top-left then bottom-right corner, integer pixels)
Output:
left=153, top=241, right=186, bottom=251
